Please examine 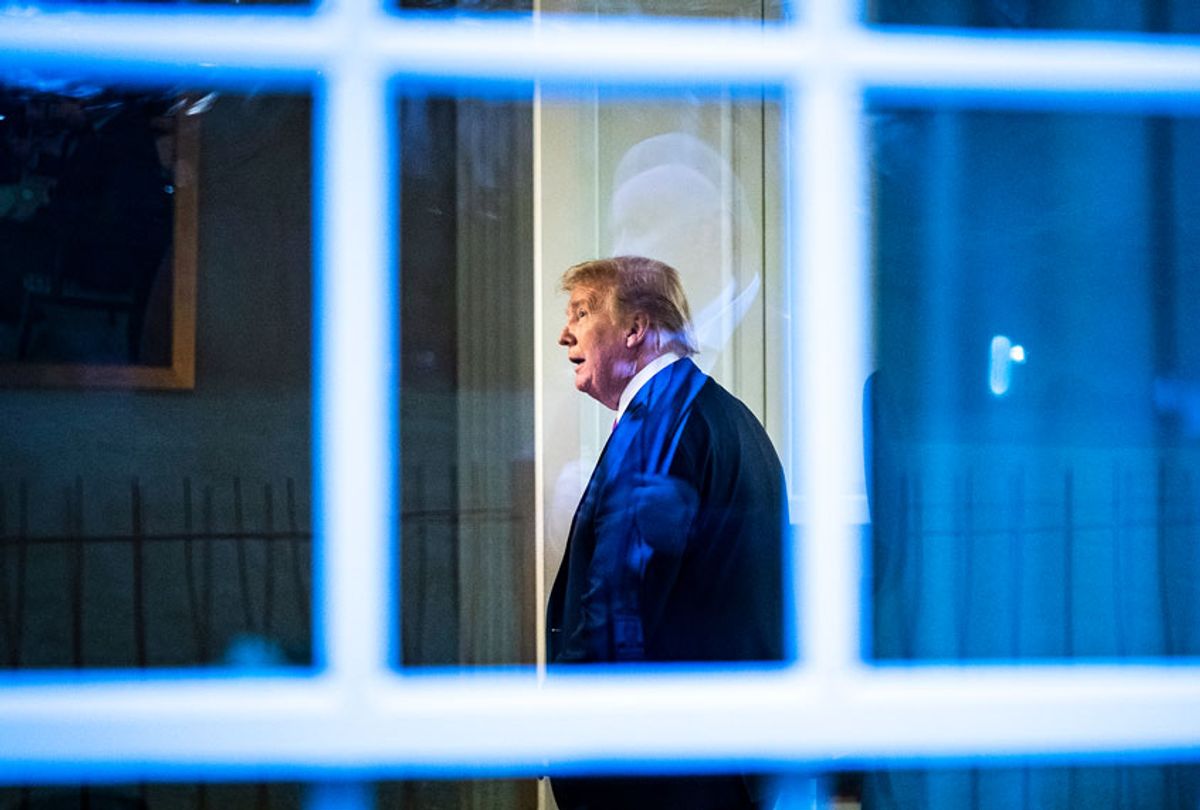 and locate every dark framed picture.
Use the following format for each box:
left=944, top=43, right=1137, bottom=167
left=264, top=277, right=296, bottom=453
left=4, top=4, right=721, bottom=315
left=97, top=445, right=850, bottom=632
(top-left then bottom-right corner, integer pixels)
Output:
left=0, top=83, right=198, bottom=390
